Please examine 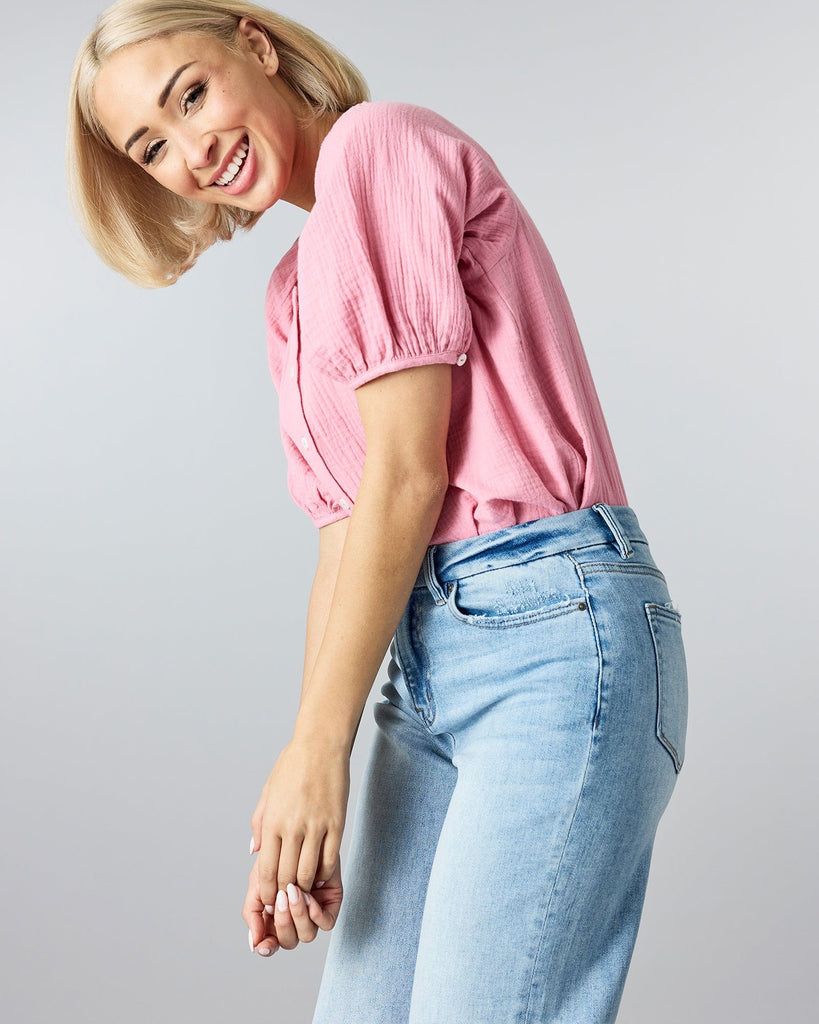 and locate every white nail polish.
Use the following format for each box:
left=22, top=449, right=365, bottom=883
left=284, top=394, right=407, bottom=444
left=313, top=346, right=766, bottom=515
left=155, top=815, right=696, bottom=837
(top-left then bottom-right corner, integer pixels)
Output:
left=304, top=891, right=312, bottom=906
left=248, top=929, right=254, bottom=952
left=249, top=836, right=255, bottom=855
left=264, top=904, right=274, bottom=914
